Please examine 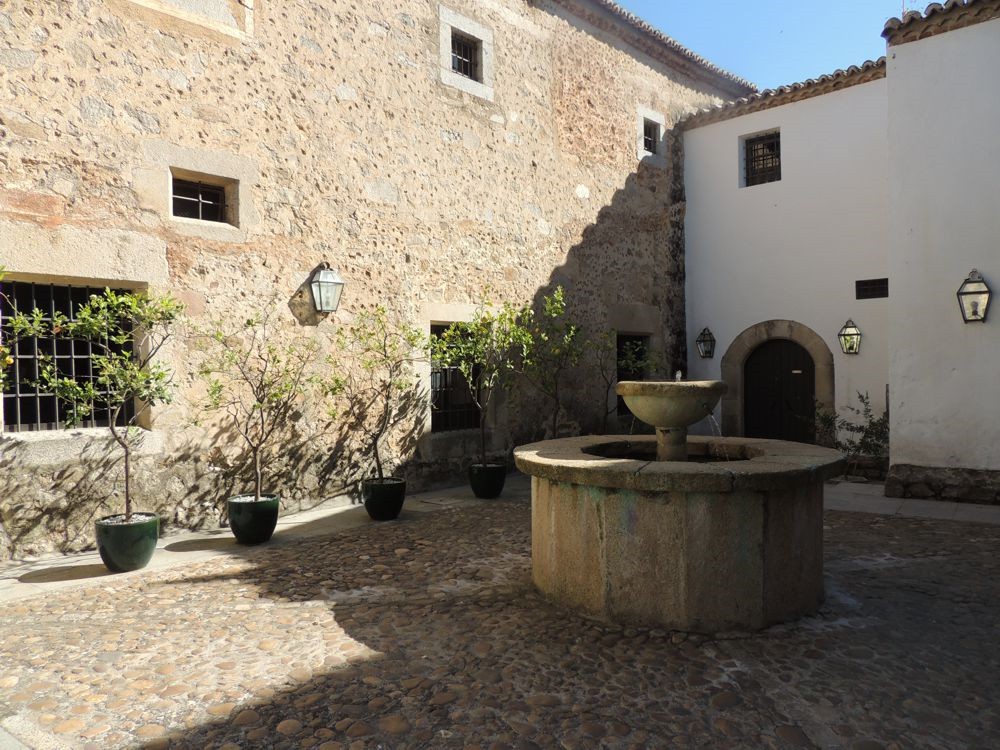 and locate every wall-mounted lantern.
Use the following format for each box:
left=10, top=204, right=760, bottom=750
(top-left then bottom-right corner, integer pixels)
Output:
left=838, top=319, right=862, bottom=355
left=695, top=327, right=716, bottom=358
left=310, top=262, right=345, bottom=314
left=957, top=269, right=991, bottom=323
